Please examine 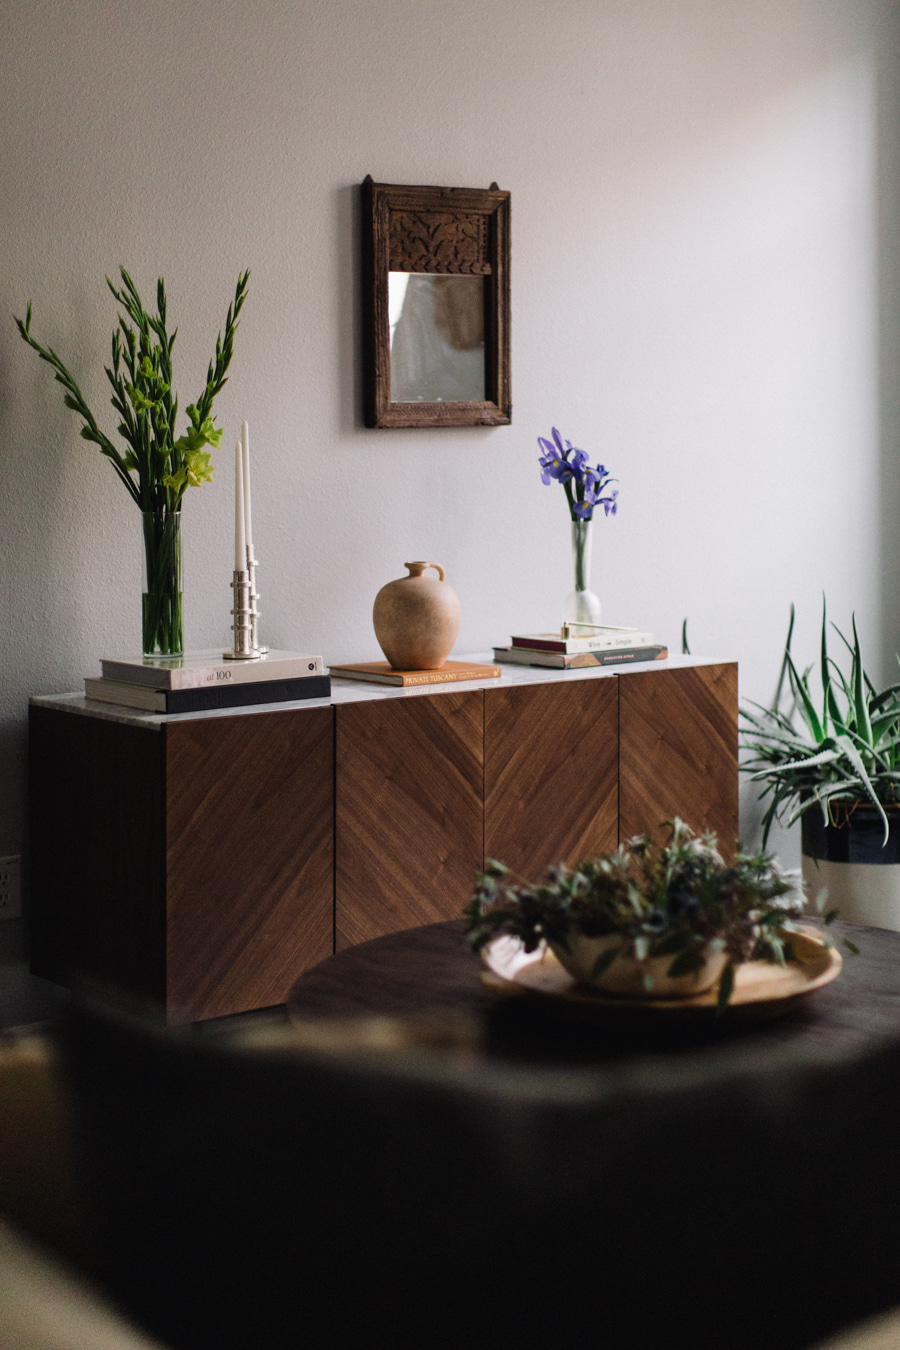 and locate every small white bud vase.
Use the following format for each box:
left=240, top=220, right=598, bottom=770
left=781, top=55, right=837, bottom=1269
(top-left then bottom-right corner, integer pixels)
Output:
left=373, top=561, right=461, bottom=670
left=563, top=518, right=601, bottom=629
